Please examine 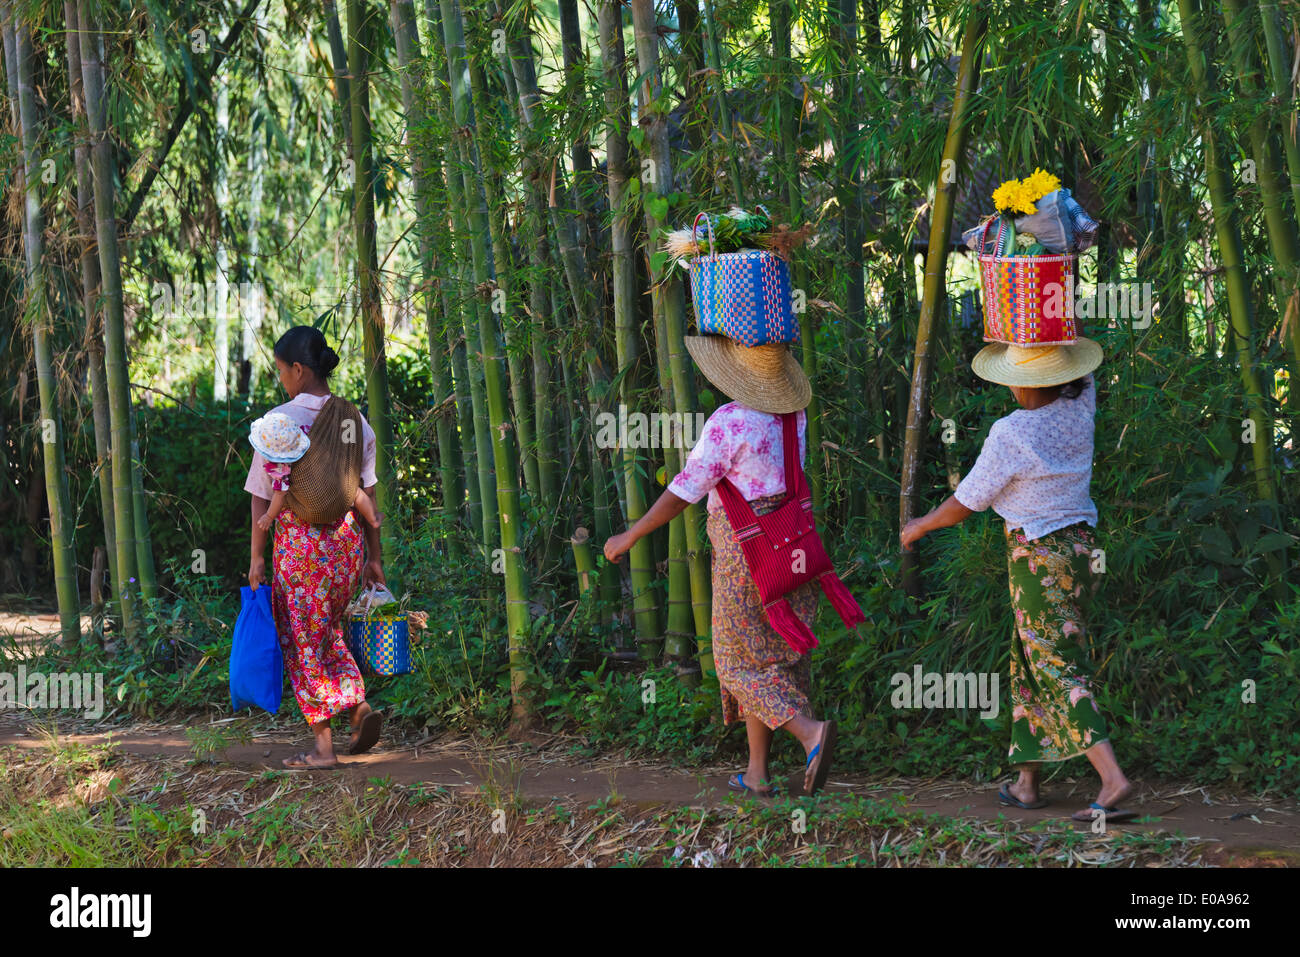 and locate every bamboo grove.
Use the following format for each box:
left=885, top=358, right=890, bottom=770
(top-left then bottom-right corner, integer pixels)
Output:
left=2, top=0, right=1298, bottom=739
